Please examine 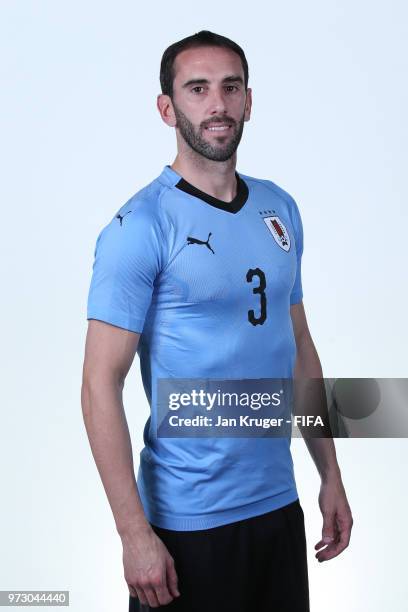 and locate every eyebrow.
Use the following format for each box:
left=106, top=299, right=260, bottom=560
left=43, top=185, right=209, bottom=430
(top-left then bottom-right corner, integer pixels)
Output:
left=181, top=75, right=244, bottom=89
